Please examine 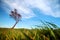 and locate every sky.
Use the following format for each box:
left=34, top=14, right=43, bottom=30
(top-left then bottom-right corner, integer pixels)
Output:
left=0, top=0, right=60, bottom=28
